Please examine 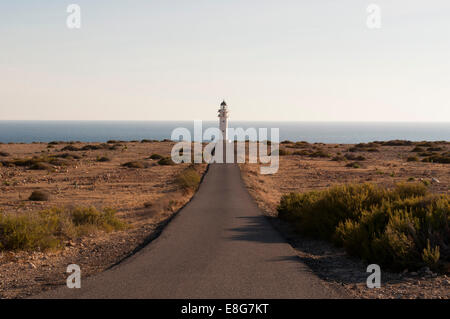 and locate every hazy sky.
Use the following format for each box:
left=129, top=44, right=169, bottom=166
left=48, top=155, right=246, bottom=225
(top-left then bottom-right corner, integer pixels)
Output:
left=1, top=1, right=449, bottom=121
